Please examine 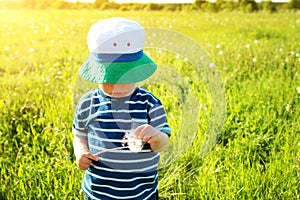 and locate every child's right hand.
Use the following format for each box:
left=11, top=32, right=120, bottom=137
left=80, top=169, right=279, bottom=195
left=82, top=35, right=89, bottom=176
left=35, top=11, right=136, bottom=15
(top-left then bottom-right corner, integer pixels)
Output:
left=76, top=151, right=98, bottom=170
